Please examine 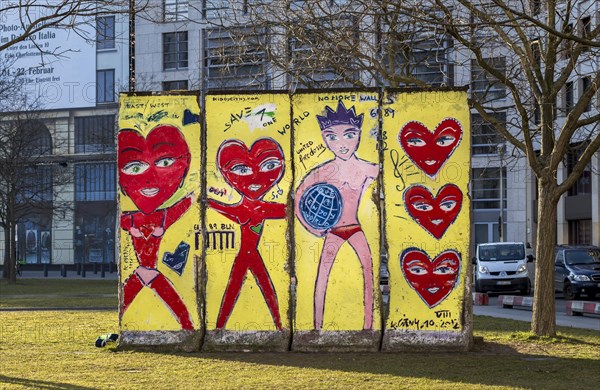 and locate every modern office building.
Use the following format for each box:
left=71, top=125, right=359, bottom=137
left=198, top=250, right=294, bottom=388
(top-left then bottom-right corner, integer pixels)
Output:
left=1, top=1, right=598, bottom=268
